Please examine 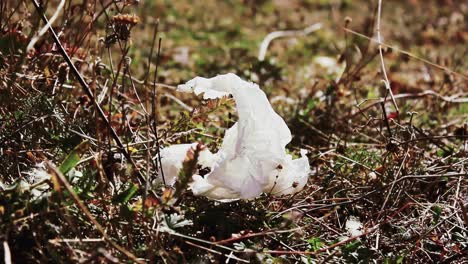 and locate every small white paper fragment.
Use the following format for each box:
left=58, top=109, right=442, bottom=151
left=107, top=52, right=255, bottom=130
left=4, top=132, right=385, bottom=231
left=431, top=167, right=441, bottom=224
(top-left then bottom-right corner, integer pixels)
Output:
left=160, top=73, right=311, bottom=201
left=345, top=216, right=363, bottom=237
left=23, top=162, right=52, bottom=199
left=158, top=143, right=215, bottom=186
